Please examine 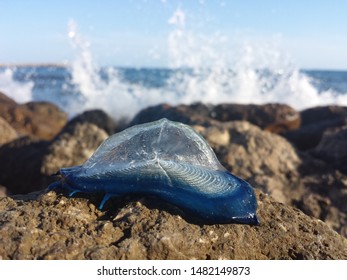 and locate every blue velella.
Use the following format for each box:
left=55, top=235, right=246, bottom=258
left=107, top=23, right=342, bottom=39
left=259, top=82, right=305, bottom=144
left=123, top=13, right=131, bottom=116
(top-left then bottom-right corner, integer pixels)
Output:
left=49, top=118, right=259, bottom=225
